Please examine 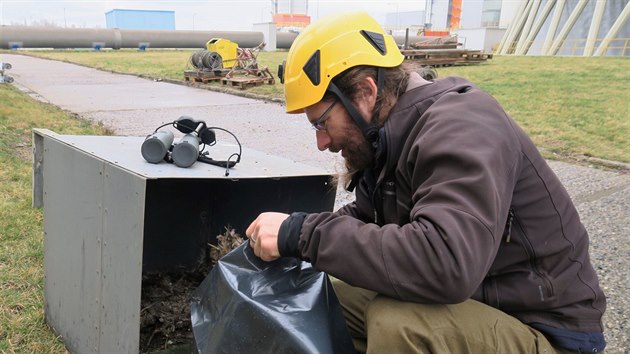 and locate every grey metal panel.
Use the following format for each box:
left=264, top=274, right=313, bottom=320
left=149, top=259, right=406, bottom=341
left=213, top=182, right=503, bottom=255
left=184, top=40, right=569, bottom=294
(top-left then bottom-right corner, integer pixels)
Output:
left=43, top=135, right=105, bottom=353
left=40, top=131, right=335, bottom=352
left=32, top=129, right=47, bottom=208
left=99, top=162, right=146, bottom=353
left=54, top=134, right=330, bottom=179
